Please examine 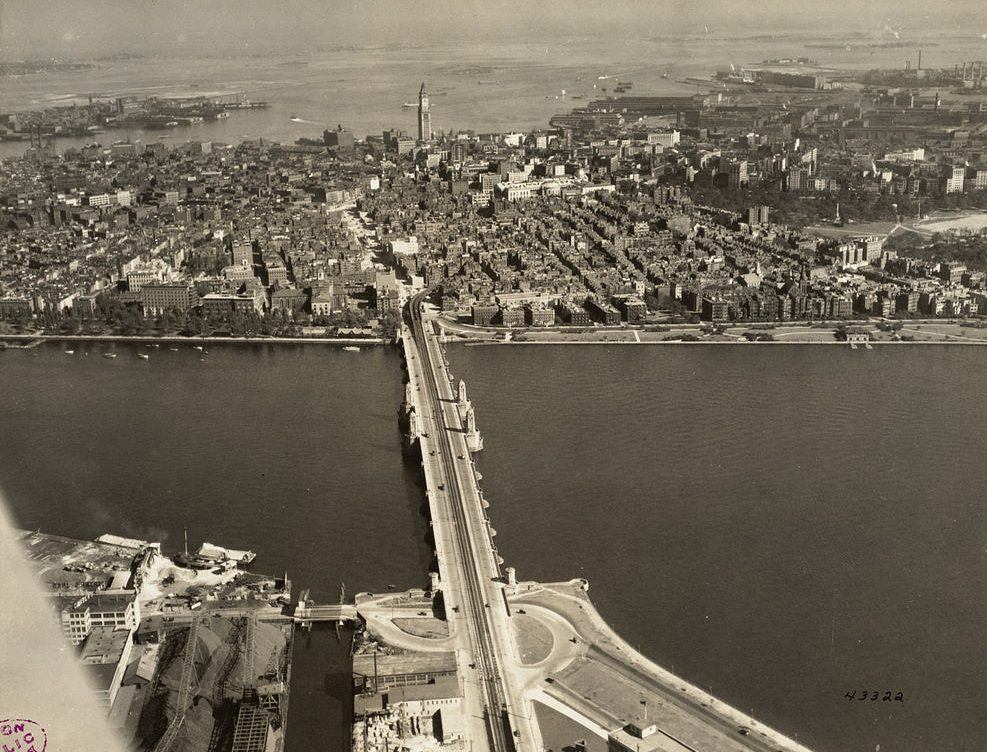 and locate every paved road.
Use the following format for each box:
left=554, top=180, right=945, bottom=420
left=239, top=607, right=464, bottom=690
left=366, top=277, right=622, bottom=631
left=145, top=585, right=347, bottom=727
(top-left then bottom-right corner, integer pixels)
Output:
left=512, top=583, right=815, bottom=752
left=407, top=292, right=537, bottom=752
